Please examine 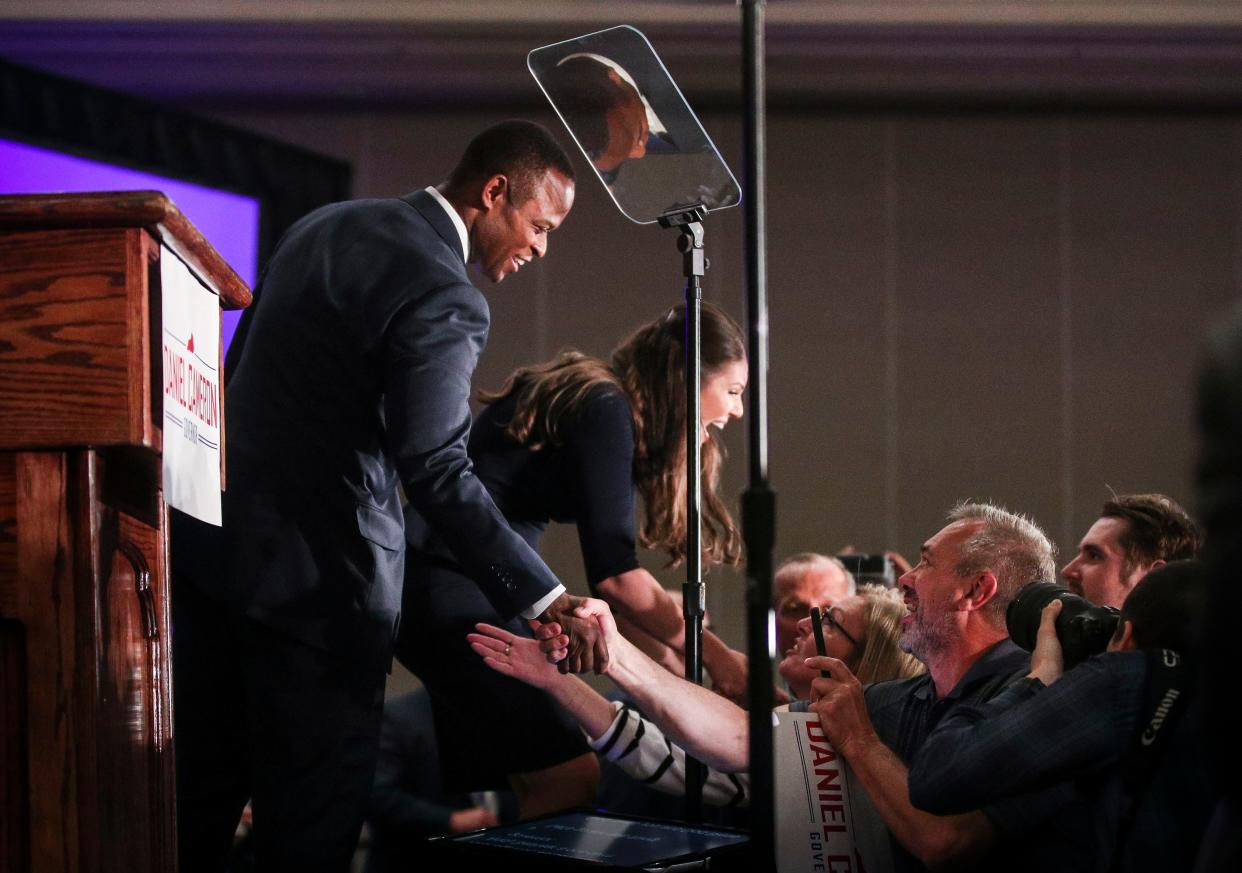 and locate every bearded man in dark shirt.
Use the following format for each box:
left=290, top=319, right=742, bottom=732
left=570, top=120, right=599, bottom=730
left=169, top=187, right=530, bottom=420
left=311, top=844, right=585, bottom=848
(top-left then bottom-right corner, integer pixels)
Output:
left=804, top=501, right=1073, bottom=872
